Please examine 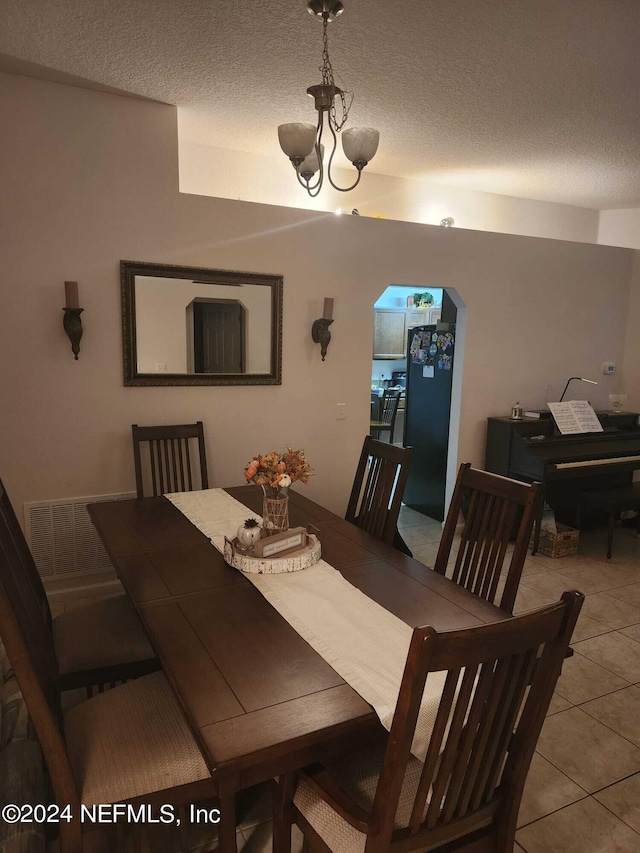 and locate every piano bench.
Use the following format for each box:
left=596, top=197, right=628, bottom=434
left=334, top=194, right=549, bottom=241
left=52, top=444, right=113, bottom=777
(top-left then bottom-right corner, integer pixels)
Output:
left=579, top=484, right=640, bottom=560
